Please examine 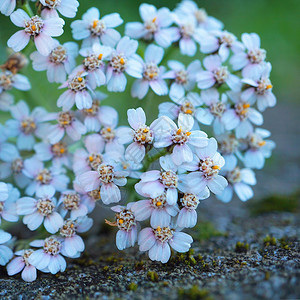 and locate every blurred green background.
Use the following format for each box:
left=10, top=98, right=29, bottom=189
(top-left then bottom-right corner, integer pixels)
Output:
left=0, top=0, right=299, bottom=123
